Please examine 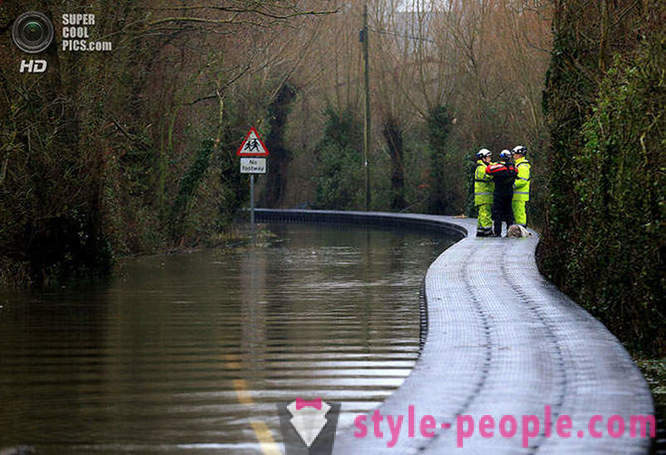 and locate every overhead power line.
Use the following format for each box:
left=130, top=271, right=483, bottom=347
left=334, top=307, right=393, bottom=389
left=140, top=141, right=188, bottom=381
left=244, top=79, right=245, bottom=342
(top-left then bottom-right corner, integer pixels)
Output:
left=369, top=26, right=436, bottom=43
